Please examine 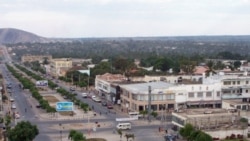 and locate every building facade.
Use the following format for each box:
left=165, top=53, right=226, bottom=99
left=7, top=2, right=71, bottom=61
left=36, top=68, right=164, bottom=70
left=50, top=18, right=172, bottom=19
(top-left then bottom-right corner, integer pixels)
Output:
left=21, top=54, right=52, bottom=63
left=50, top=58, right=72, bottom=78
